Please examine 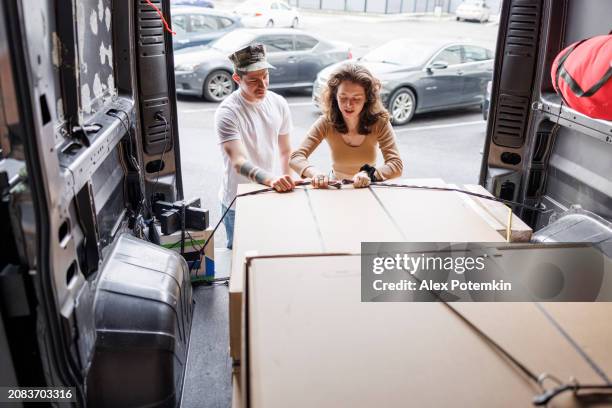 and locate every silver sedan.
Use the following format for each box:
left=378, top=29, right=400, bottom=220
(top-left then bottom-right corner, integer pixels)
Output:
left=174, top=28, right=351, bottom=102
left=313, top=39, right=494, bottom=125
